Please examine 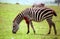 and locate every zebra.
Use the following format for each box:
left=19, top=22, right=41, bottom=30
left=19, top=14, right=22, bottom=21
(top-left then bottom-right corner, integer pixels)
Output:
left=12, top=7, right=57, bottom=35
left=32, top=3, right=45, bottom=7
